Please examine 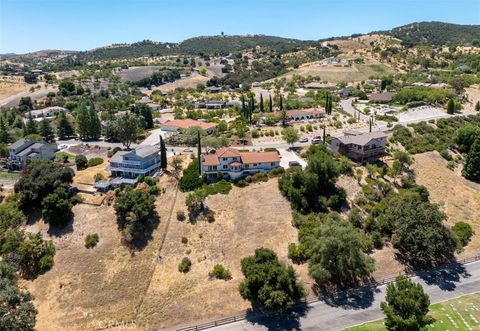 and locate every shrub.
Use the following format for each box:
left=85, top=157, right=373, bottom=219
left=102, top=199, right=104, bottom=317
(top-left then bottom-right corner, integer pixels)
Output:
left=234, top=179, right=248, bottom=187
left=179, top=158, right=204, bottom=192
left=209, top=264, right=232, bottom=280
left=181, top=237, right=188, bottom=244
left=93, top=173, right=104, bottom=182
left=38, top=255, right=54, bottom=272
left=87, top=157, right=103, bottom=167
left=148, top=185, right=160, bottom=195
left=288, top=243, right=307, bottom=263
left=347, top=117, right=357, bottom=124
left=42, top=187, right=72, bottom=227
left=439, top=149, right=452, bottom=161
left=206, top=210, right=215, bottom=223
left=177, top=210, right=186, bottom=221
left=251, top=129, right=260, bottom=138
left=107, top=147, right=121, bottom=158
left=452, top=221, right=474, bottom=247
left=178, top=257, right=192, bottom=273
left=143, top=176, right=157, bottom=187
left=270, top=167, right=285, bottom=177
left=75, top=154, right=88, bottom=170
left=306, top=124, right=313, bottom=132
left=85, top=233, right=99, bottom=248
left=371, top=231, right=383, bottom=249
